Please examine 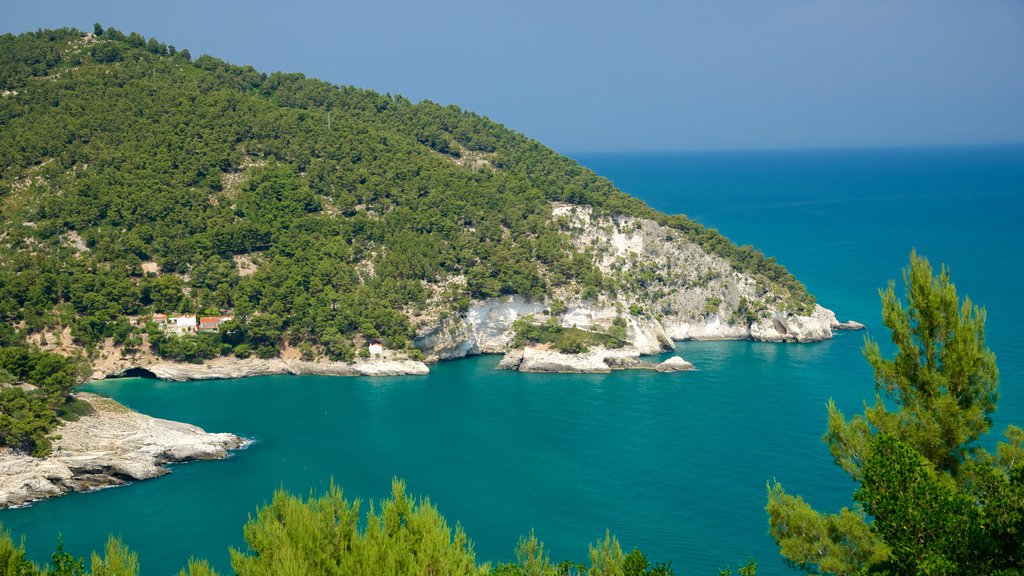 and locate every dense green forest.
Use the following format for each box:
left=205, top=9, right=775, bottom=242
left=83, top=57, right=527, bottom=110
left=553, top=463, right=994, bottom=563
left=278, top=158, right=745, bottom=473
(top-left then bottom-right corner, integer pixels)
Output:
left=0, top=26, right=812, bottom=366
left=0, top=347, right=89, bottom=456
